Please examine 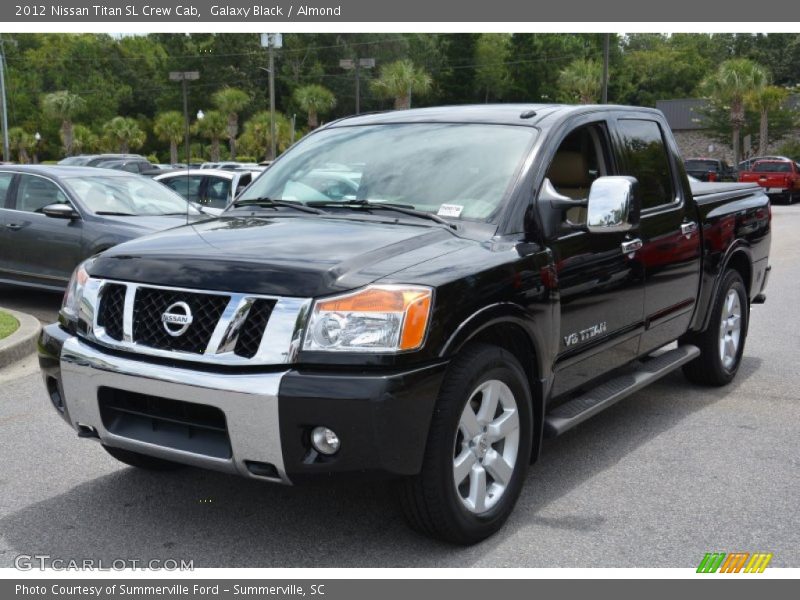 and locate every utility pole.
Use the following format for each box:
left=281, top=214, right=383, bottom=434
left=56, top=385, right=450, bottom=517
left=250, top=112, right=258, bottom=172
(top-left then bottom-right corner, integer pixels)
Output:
left=0, top=34, right=10, bottom=162
left=340, top=58, right=375, bottom=115
left=261, top=33, right=282, bottom=160
left=169, top=70, right=199, bottom=224
left=601, top=33, right=610, bottom=104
